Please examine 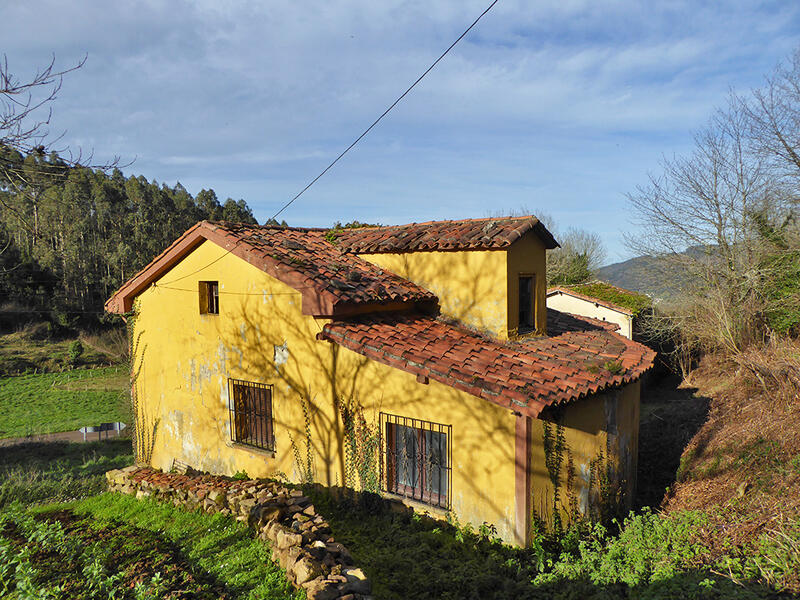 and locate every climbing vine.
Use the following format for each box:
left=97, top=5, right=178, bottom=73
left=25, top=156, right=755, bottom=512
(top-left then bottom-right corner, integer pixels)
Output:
left=540, top=420, right=571, bottom=534
left=339, top=396, right=380, bottom=492
left=287, top=396, right=315, bottom=483
left=534, top=420, right=623, bottom=536
left=127, top=300, right=157, bottom=466
left=588, top=450, right=622, bottom=526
